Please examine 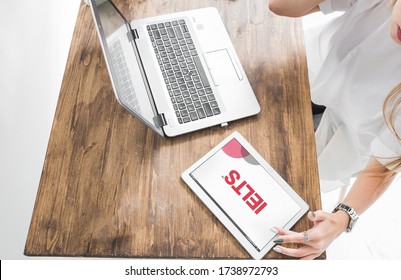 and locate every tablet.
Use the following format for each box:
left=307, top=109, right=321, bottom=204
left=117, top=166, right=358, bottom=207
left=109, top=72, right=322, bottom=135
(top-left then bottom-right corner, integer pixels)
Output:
left=181, top=131, right=309, bottom=259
